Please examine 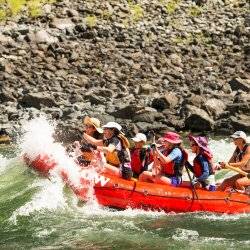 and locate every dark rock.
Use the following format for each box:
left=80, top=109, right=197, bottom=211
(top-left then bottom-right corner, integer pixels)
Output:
left=133, top=110, right=164, bottom=123
left=226, top=102, right=250, bottom=115
left=84, top=94, right=106, bottom=105
left=229, top=78, right=250, bottom=92
left=0, top=88, right=16, bottom=103
left=231, top=114, right=250, bottom=133
left=184, top=105, right=215, bottom=131
left=111, top=104, right=140, bottom=119
left=19, top=93, right=58, bottom=109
